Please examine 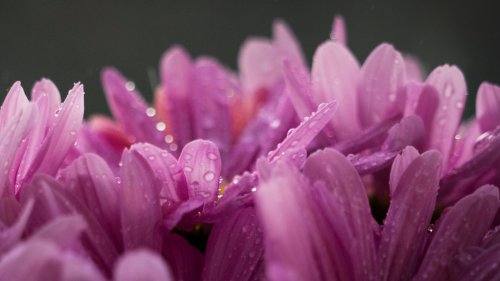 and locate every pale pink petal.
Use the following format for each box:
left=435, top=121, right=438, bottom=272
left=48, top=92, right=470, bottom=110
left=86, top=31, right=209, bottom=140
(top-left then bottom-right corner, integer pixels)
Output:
left=272, top=19, right=307, bottom=69
left=311, top=41, right=361, bottom=139
left=358, top=43, right=406, bottom=127
left=389, top=146, right=420, bottom=195
left=476, top=81, right=500, bottom=133
left=114, top=250, right=174, bottom=281
left=424, top=64, right=467, bottom=168
left=331, top=15, right=347, bottom=46
left=283, top=59, right=316, bottom=120
left=403, top=55, right=424, bottom=82
left=0, top=81, right=30, bottom=128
